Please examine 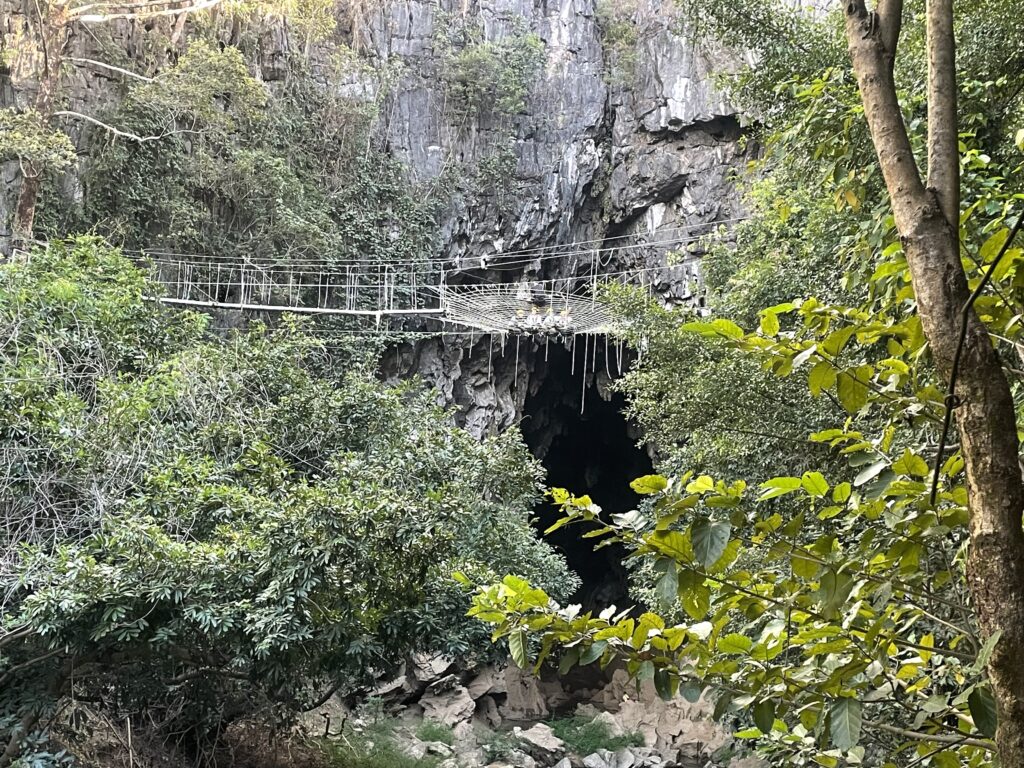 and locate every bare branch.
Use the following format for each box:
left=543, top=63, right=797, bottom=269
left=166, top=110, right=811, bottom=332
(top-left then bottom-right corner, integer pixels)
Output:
left=870, top=721, right=994, bottom=750
left=52, top=110, right=198, bottom=142
left=926, top=0, right=959, bottom=226
left=68, top=56, right=154, bottom=82
left=72, top=0, right=223, bottom=23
